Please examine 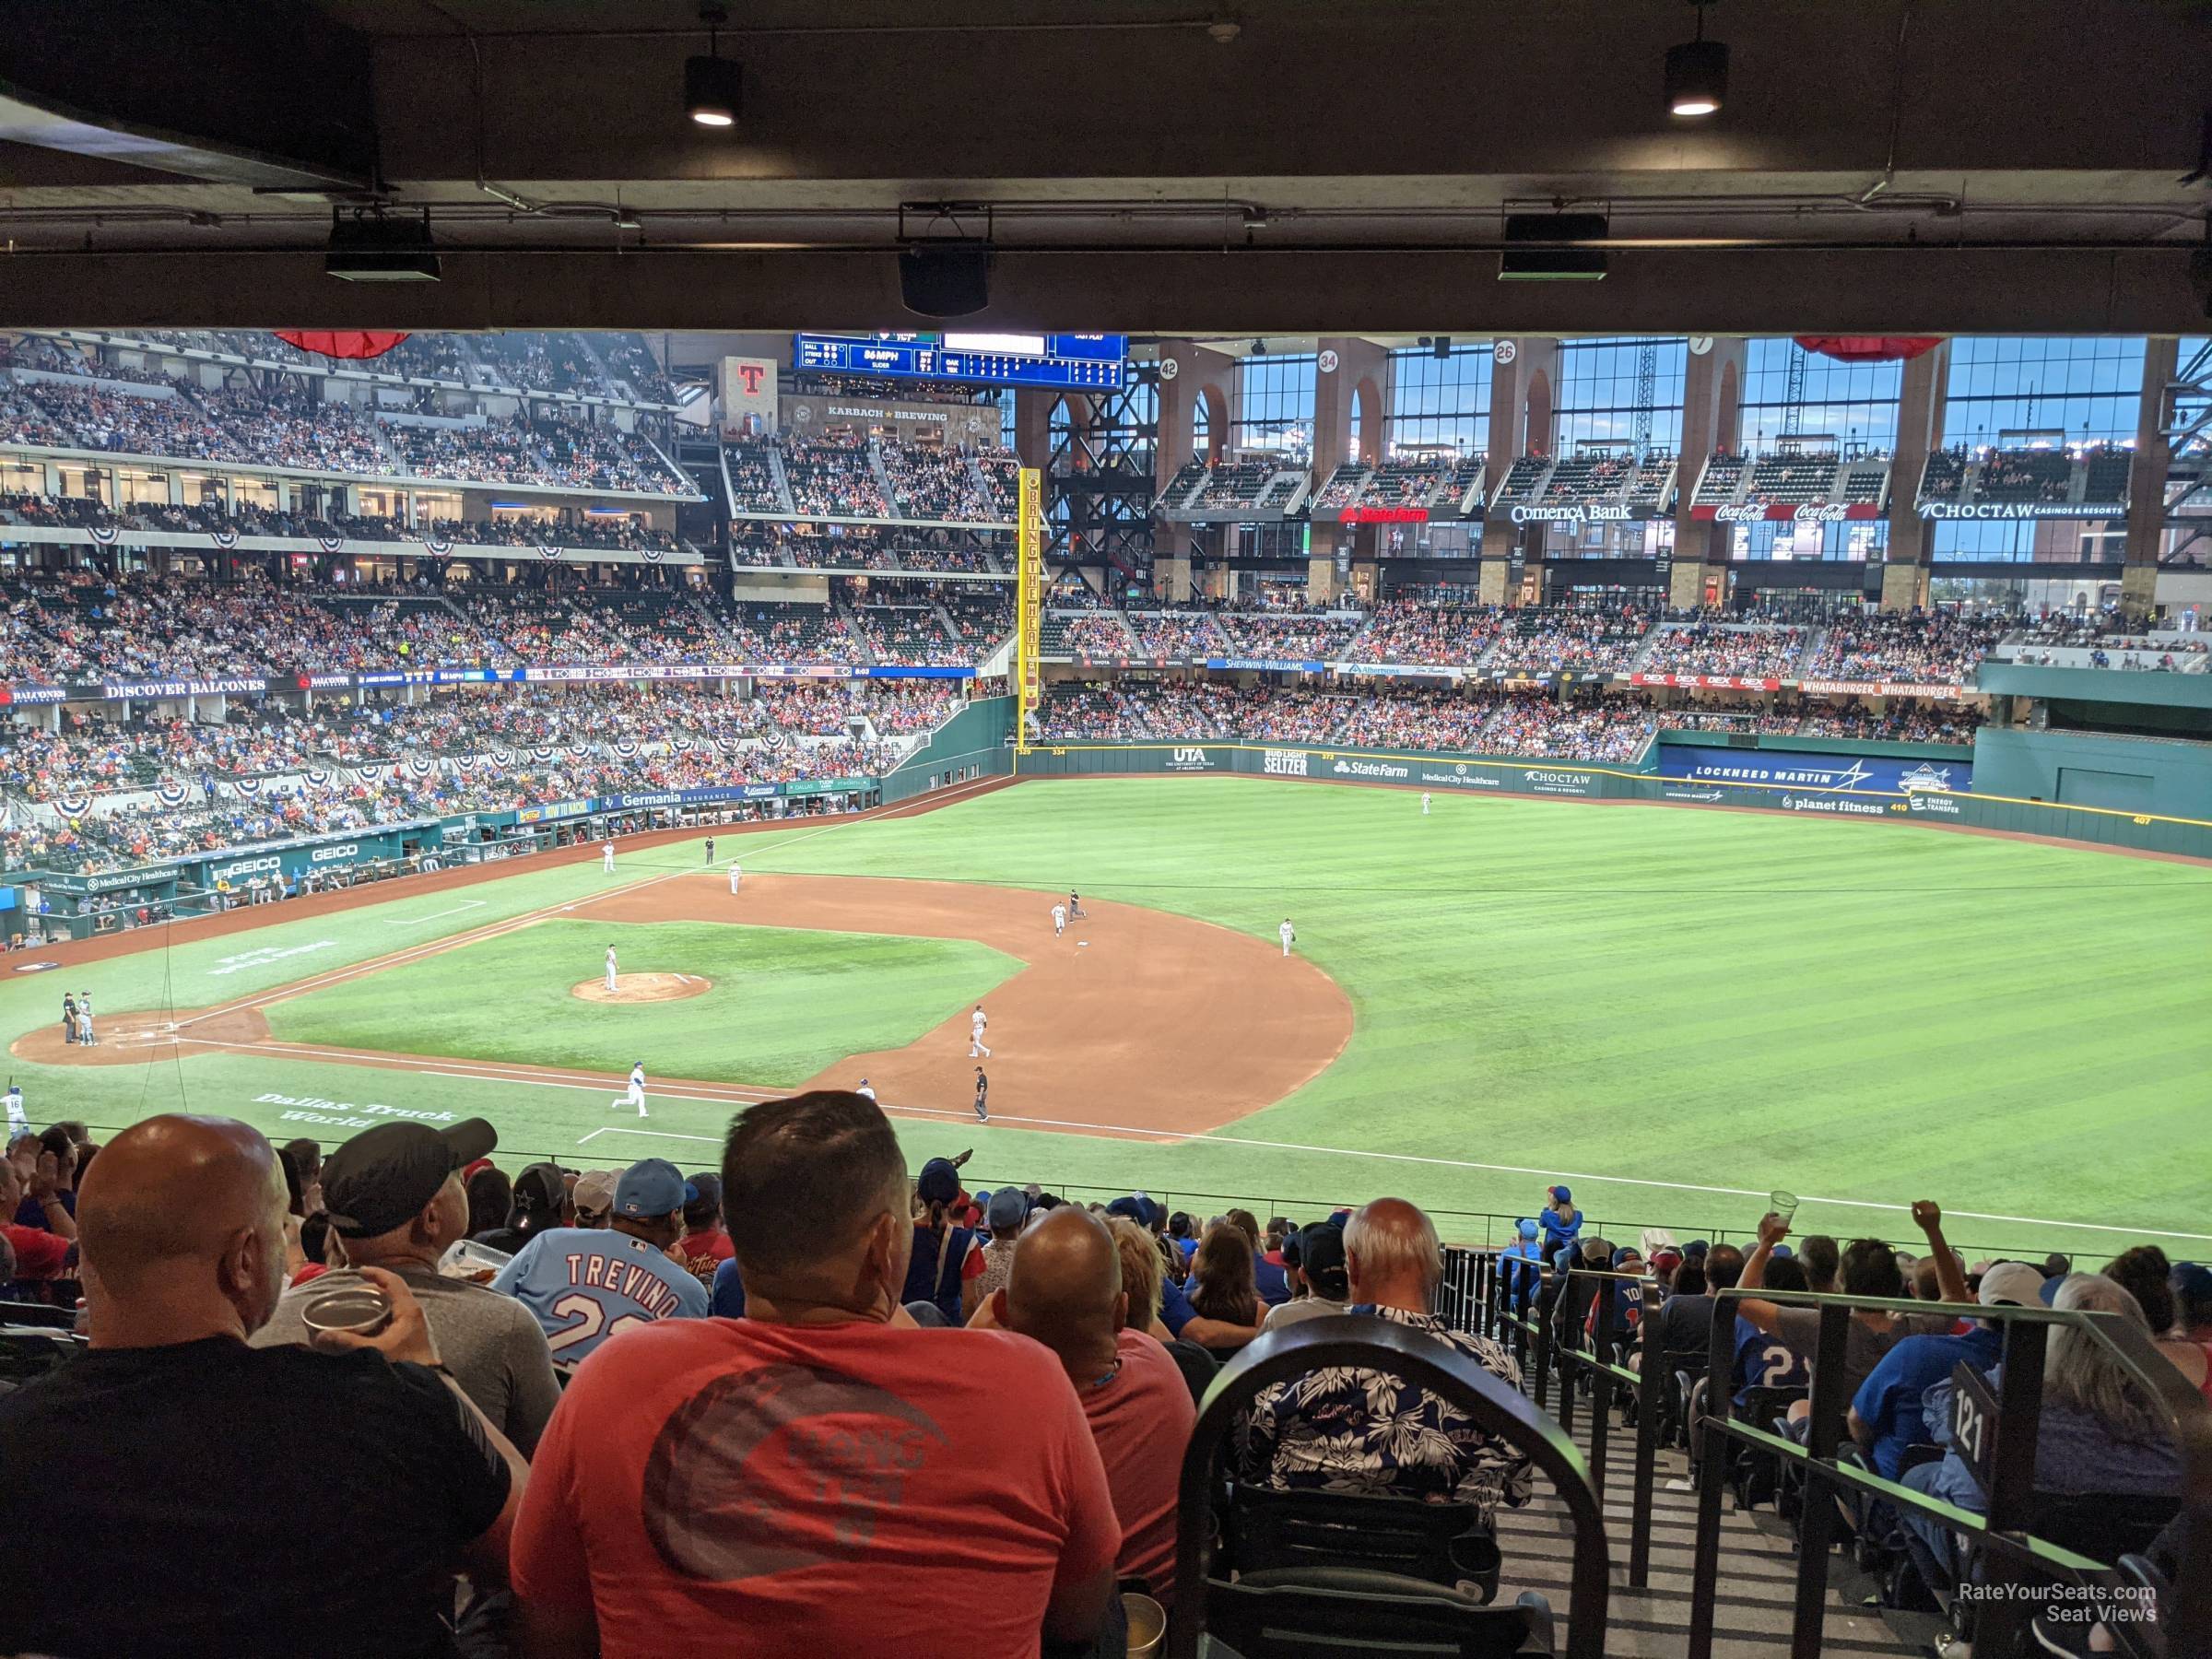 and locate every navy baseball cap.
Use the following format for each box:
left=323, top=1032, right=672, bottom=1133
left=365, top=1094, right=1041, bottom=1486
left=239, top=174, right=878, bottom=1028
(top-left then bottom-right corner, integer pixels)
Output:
left=615, top=1158, right=688, bottom=1218
left=917, top=1158, right=962, bottom=1206
left=1549, top=1185, right=1572, bottom=1204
